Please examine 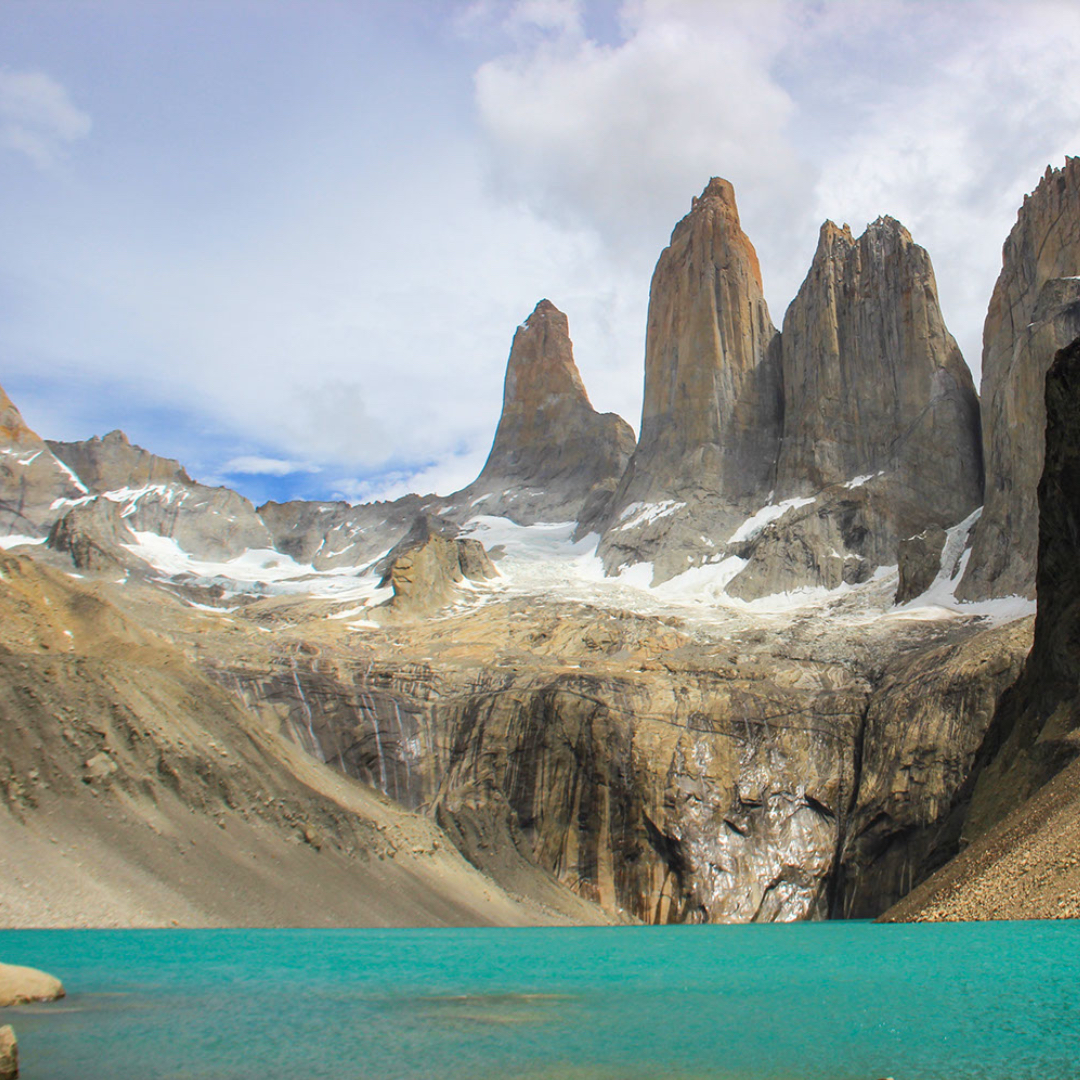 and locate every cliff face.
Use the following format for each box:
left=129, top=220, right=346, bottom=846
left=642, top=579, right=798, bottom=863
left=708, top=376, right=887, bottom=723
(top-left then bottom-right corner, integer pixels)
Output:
left=47, top=430, right=274, bottom=561
left=775, top=218, right=981, bottom=503
left=959, top=156, right=1080, bottom=601
left=600, top=179, right=782, bottom=581
left=727, top=216, right=982, bottom=600
left=884, top=336, right=1080, bottom=922
left=0, top=382, right=87, bottom=538
left=453, top=299, right=635, bottom=526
